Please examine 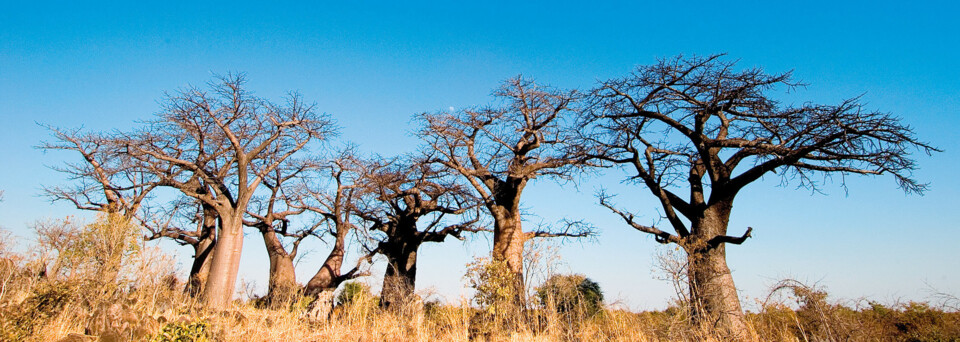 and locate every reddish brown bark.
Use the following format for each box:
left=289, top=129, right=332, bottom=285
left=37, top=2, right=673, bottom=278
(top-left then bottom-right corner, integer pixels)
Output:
left=304, top=233, right=346, bottom=296
left=185, top=204, right=217, bottom=296
left=261, top=229, right=299, bottom=303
